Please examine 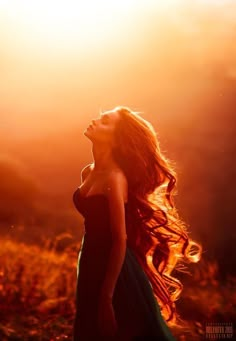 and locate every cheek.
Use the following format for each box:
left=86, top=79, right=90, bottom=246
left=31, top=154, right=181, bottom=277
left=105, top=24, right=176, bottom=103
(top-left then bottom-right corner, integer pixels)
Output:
left=96, top=126, right=114, bottom=140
